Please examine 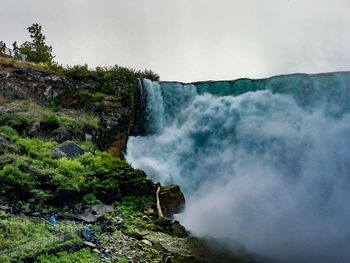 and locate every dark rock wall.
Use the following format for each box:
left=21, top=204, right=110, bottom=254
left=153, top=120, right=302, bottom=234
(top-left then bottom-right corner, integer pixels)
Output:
left=0, top=65, right=136, bottom=157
